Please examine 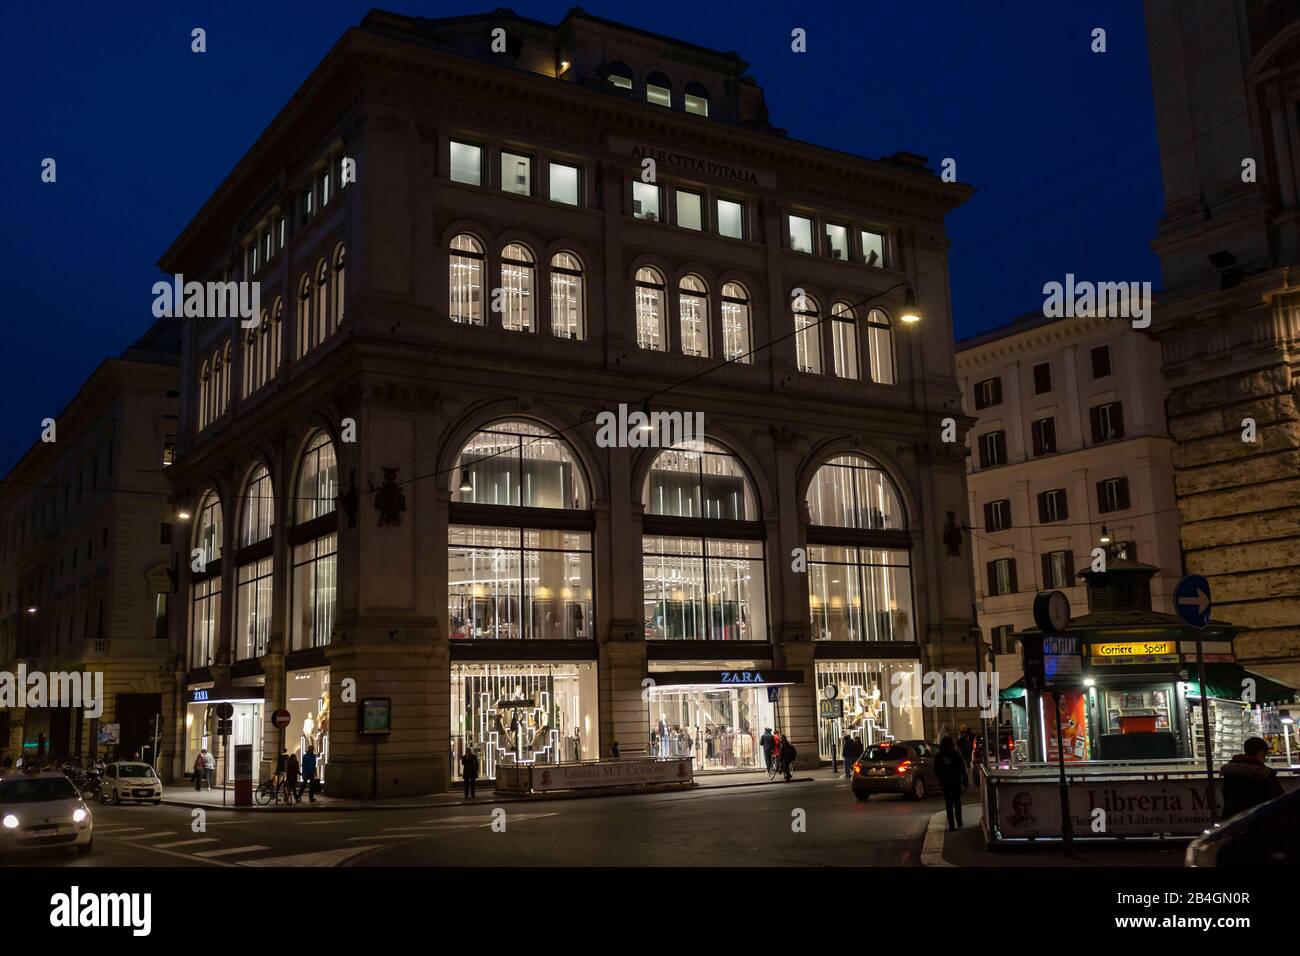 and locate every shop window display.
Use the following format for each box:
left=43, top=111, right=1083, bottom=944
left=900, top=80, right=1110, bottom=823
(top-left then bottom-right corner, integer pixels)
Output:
left=814, top=660, right=923, bottom=759
left=286, top=668, right=330, bottom=784
left=451, top=663, right=597, bottom=780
